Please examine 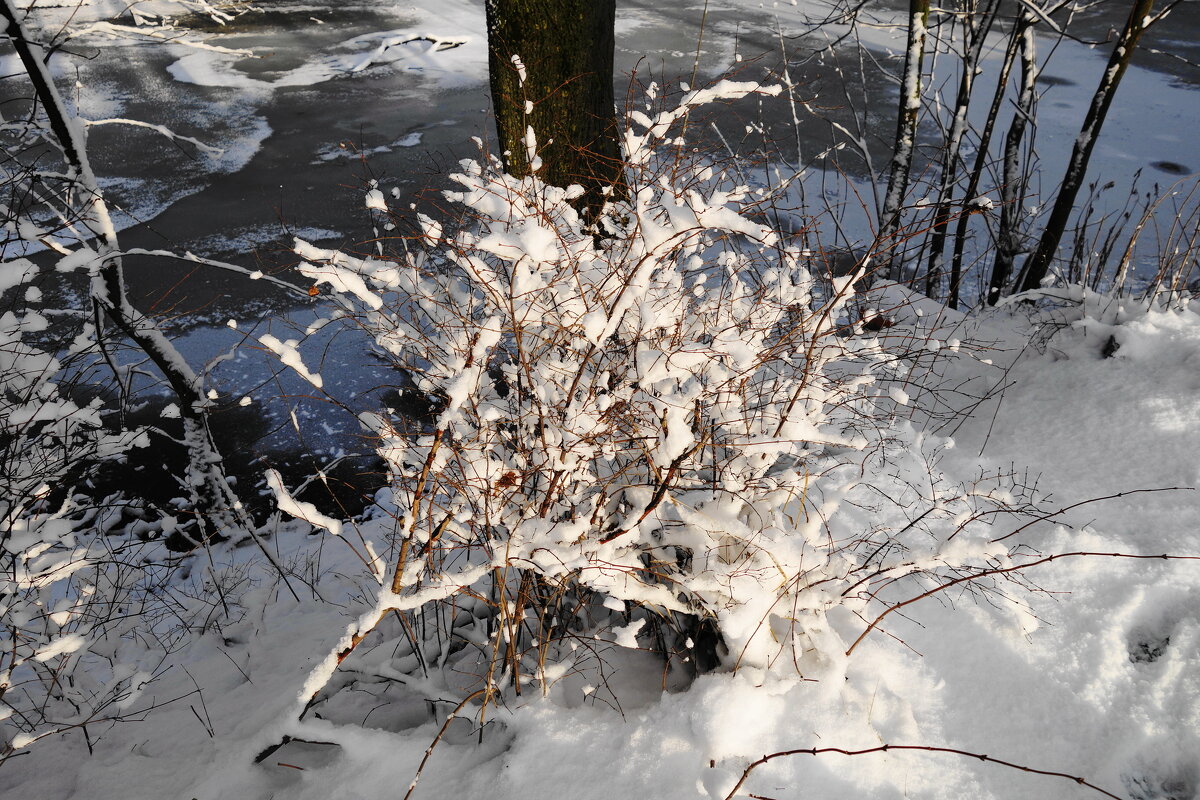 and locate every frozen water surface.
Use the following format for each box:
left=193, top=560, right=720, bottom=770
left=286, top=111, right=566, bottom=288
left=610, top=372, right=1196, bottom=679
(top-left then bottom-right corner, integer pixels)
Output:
left=7, top=0, right=1200, bottom=454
